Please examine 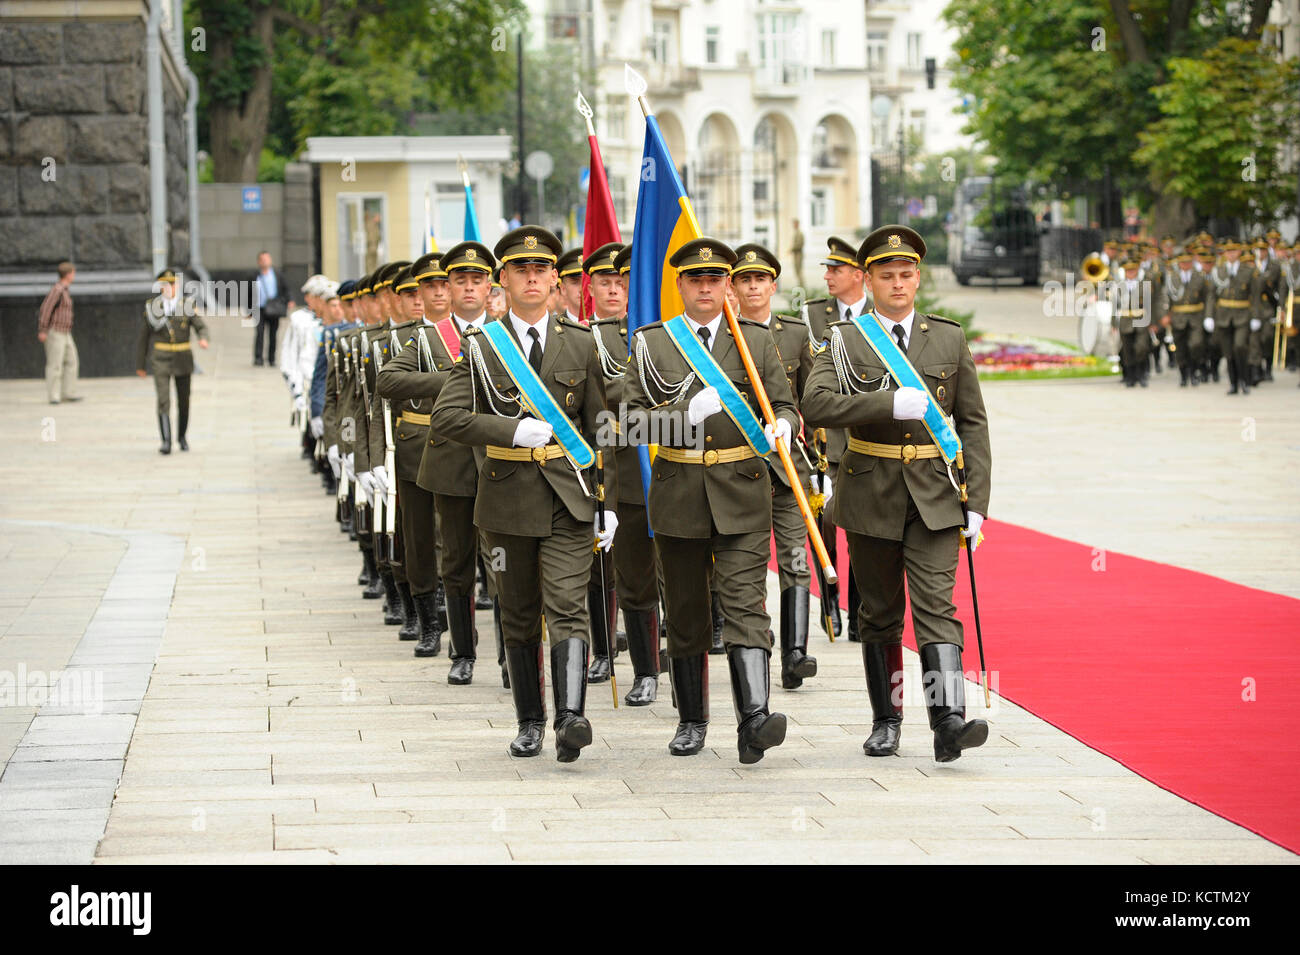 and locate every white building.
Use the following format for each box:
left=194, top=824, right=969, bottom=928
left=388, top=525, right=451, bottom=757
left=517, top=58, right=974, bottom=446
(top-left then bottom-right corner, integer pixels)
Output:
left=524, top=0, right=971, bottom=282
